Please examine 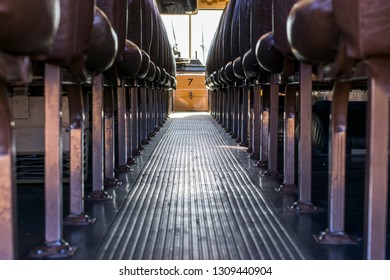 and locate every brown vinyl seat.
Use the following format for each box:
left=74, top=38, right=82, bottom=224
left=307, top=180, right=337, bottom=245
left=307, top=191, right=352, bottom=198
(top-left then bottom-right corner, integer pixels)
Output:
left=116, top=40, right=143, bottom=78
left=242, top=0, right=273, bottom=81
left=254, top=0, right=320, bottom=214
left=135, top=0, right=175, bottom=146
left=86, top=7, right=118, bottom=74
left=27, top=0, right=119, bottom=258
left=241, top=0, right=273, bottom=159
left=288, top=0, right=357, bottom=246
left=151, top=4, right=176, bottom=128
left=253, top=0, right=300, bottom=183
left=93, top=0, right=142, bottom=191
left=288, top=0, right=390, bottom=259
left=288, top=0, right=339, bottom=65
left=206, top=2, right=234, bottom=132
left=0, top=0, right=60, bottom=260
left=127, top=0, right=154, bottom=151
left=256, top=32, right=284, bottom=74
left=207, top=0, right=273, bottom=152
left=63, top=4, right=118, bottom=226
left=156, top=1, right=173, bottom=127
